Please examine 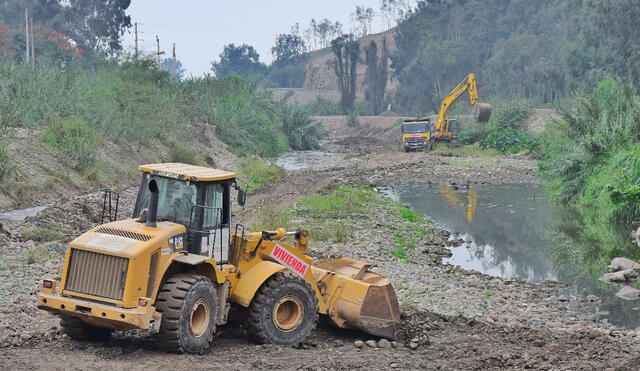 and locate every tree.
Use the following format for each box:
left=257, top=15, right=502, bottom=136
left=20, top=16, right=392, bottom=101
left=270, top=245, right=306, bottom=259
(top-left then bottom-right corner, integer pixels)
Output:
left=590, top=0, right=640, bottom=88
left=352, top=6, right=375, bottom=37
left=211, top=44, right=267, bottom=78
left=331, top=34, right=360, bottom=114
left=305, top=19, right=342, bottom=50
left=272, top=33, right=306, bottom=67
left=364, top=38, right=389, bottom=115
left=0, top=0, right=132, bottom=57
left=380, top=0, right=412, bottom=29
